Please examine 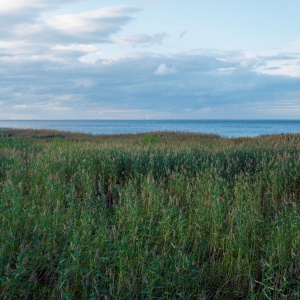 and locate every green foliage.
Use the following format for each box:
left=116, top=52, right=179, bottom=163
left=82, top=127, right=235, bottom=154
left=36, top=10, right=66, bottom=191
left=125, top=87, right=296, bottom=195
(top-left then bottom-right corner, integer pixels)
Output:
left=0, top=129, right=299, bottom=299
left=141, top=134, right=161, bottom=145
